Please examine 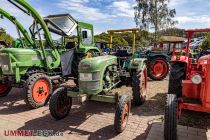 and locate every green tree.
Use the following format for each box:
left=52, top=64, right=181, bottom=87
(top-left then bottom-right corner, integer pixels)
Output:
left=201, top=33, right=210, bottom=50
left=94, top=31, right=152, bottom=48
left=95, top=32, right=129, bottom=47
left=0, top=27, right=13, bottom=45
left=134, top=0, right=177, bottom=41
